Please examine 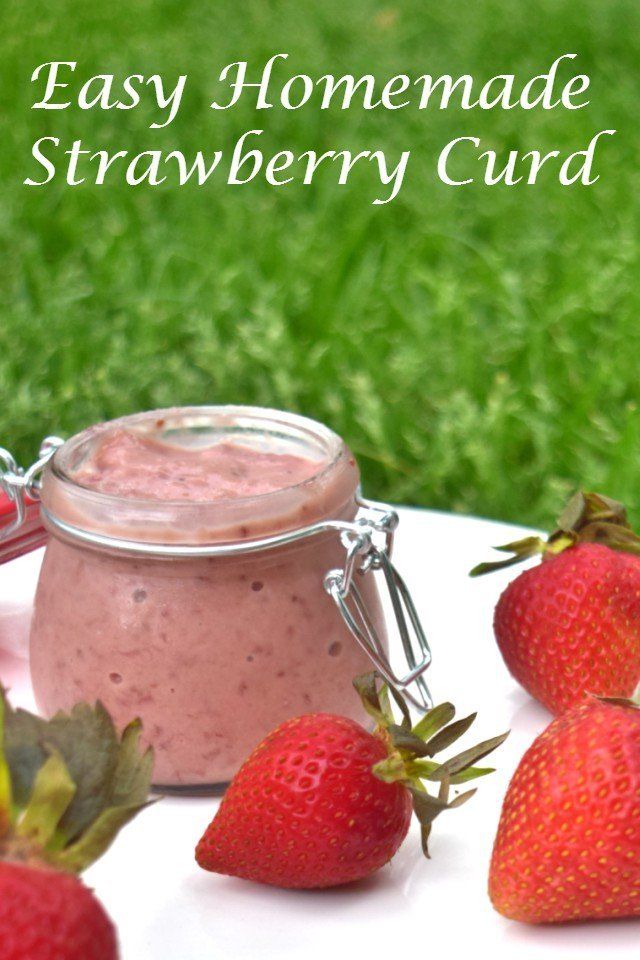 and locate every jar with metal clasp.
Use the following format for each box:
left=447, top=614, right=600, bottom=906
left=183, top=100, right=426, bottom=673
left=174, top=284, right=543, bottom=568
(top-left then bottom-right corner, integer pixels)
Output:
left=0, top=407, right=431, bottom=792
